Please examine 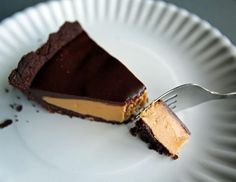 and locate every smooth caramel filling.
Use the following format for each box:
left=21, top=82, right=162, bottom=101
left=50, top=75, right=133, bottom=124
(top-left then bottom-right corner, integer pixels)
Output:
left=141, top=101, right=189, bottom=155
left=43, top=91, right=147, bottom=123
